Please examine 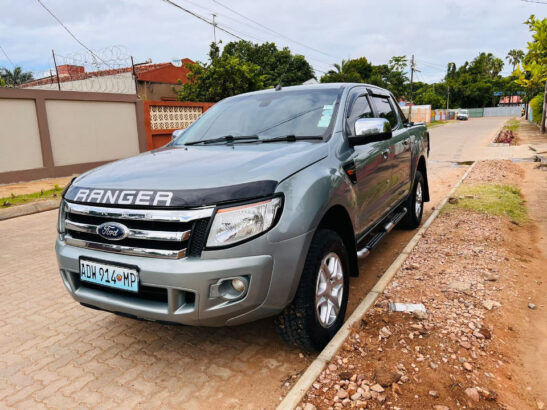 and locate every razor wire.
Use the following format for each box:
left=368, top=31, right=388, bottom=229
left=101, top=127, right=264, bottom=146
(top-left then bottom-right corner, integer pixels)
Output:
left=20, top=45, right=138, bottom=94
